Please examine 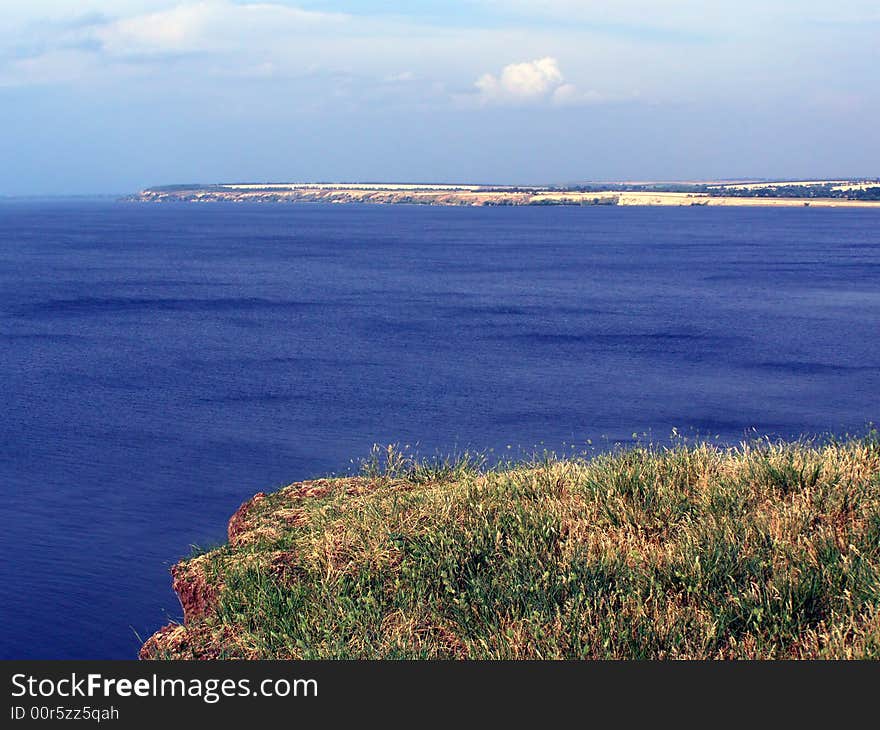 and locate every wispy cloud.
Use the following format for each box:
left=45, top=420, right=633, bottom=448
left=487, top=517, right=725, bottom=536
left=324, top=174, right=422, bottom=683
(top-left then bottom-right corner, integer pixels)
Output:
left=478, top=0, right=880, bottom=30
left=94, top=3, right=212, bottom=55
left=92, top=1, right=347, bottom=57
left=0, top=1, right=354, bottom=86
left=1, top=0, right=878, bottom=115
